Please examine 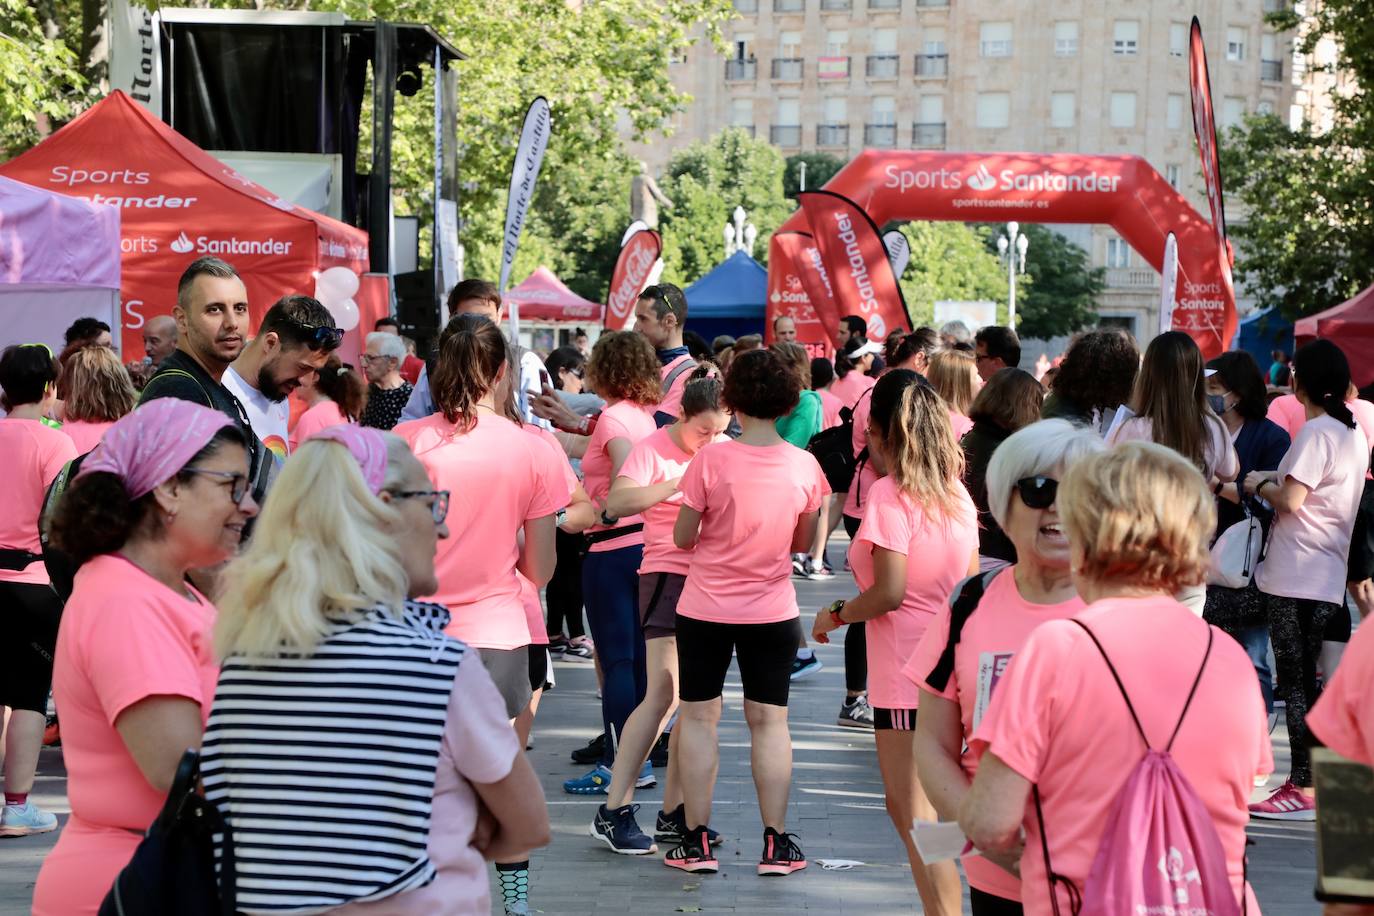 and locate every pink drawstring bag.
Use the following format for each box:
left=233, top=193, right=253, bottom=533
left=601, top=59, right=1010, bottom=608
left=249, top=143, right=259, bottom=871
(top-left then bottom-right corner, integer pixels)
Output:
left=1034, top=622, right=1245, bottom=916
